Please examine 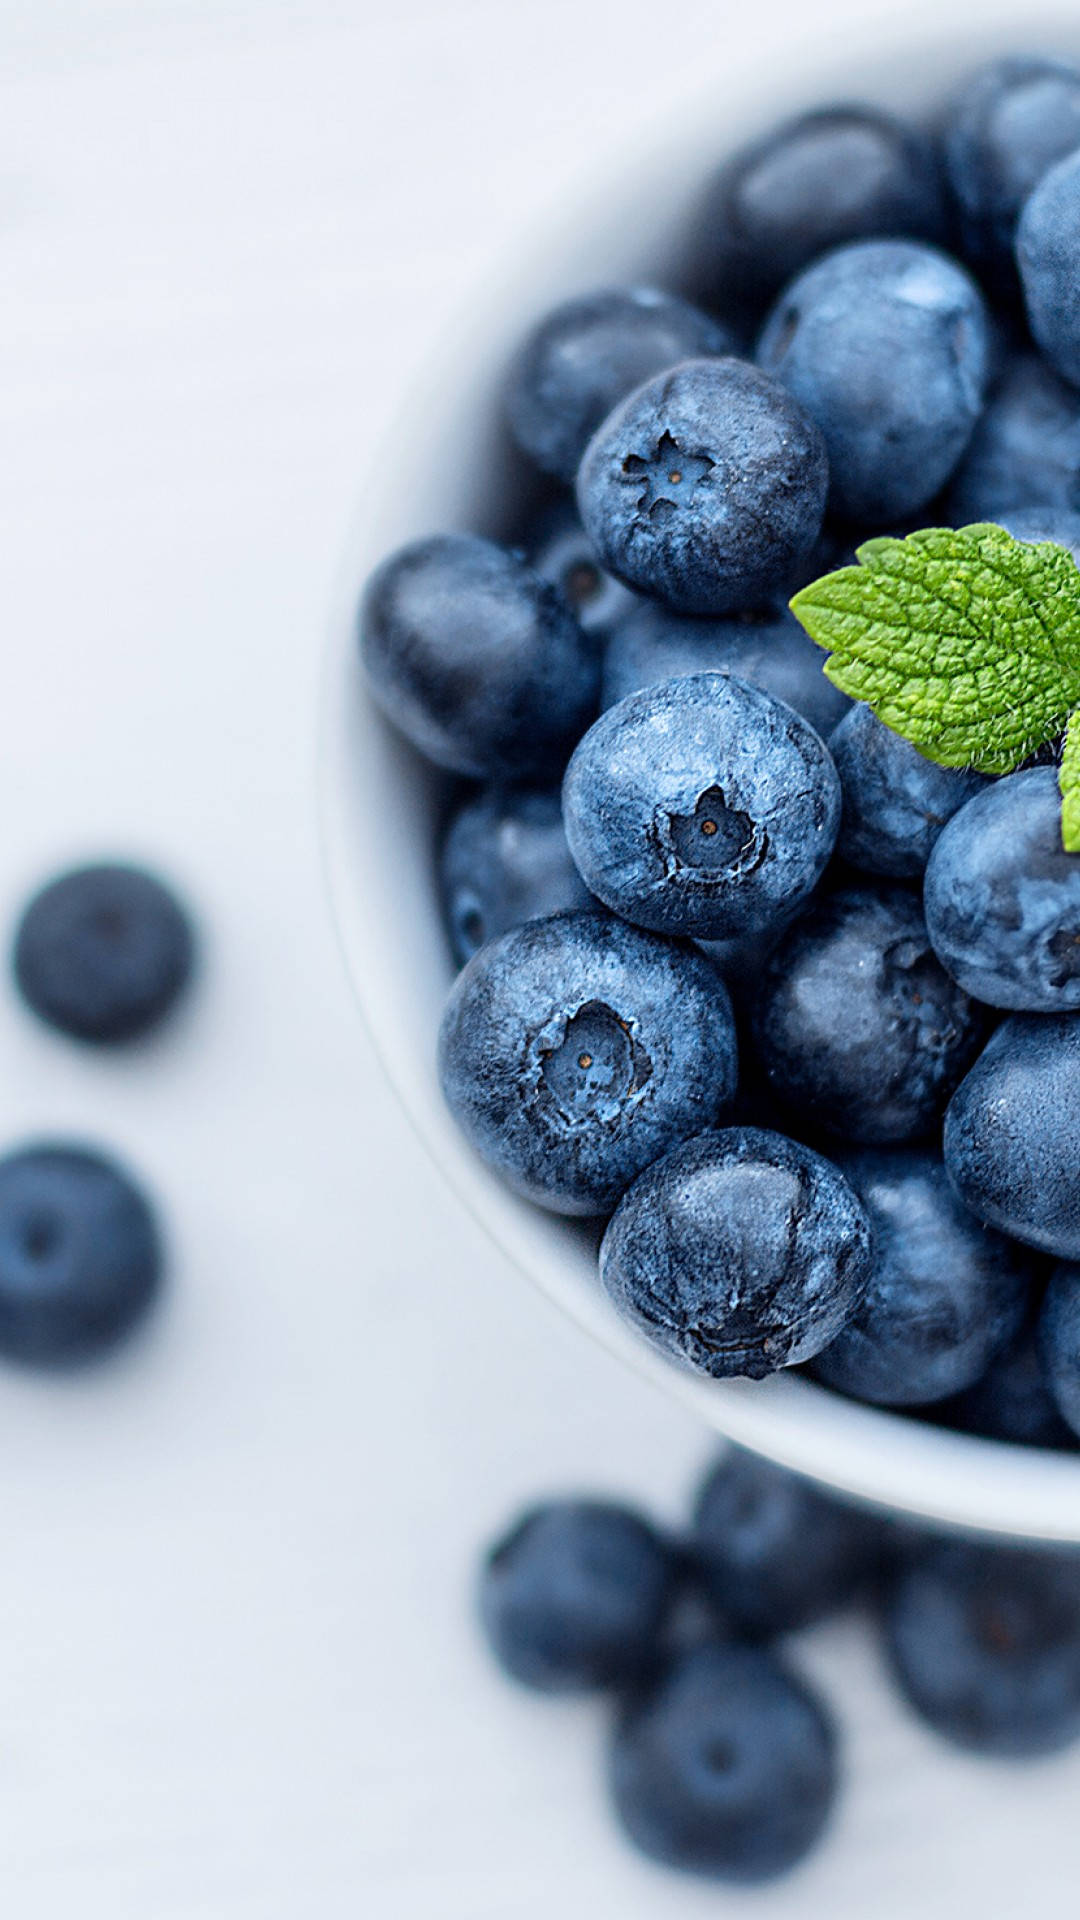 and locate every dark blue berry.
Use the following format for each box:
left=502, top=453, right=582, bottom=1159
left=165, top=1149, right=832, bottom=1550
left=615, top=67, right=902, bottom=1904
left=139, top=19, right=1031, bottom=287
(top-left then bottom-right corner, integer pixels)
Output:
left=947, top=355, right=1080, bottom=523
left=757, top=240, right=990, bottom=524
left=438, top=910, right=738, bottom=1216
left=478, top=1499, right=677, bottom=1692
left=14, top=863, right=194, bottom=1046
left=0, top=1144, right=162, bottom=1365
left=751, top=887, right=986, bottom=1145
left=944, top=1014, right=1080, bottom=1258
left=609, top=1641, right=837, bottom=1882
left=599, top=1127, right=872, bottom=1380
left=829, top=704, right=988, bottom=879
left=1018, top=148, right=1080, bottom=388
left=1037, top=1264, right=1080, bottom=1441
left=505, top=287, right=735, bottom=482
left=359, top=534, right=598, bottom=779
left=883, top=1538, right=1080, bottom=1757
left=576, top=359, right=827, bottom=615
left=439, top=786, right=592, bottom=966
left=944, top=1316, right=1078, bottom=1450
left=811, top=1150, right=1033, bottom=1407
left=943, top=56, right=1080, bottom=296
left=925, top=769, right=1080, bottom=1013
left=601, top=599, right=849, bottom=737
left=525, top=501, right=638, bottom=638
left=999, top=503, right=1080, bottom=564
left=562, top=673, right=840, bottom=942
